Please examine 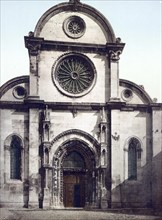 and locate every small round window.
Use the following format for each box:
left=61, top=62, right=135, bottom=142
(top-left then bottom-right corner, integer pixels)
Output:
left=122, top=89, right=133, bottom=101
left=13, top=86, right=26, bottom=99
left=52, top=53, right=96, bottom=97
left=63, top=16, right=86, bottom=39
